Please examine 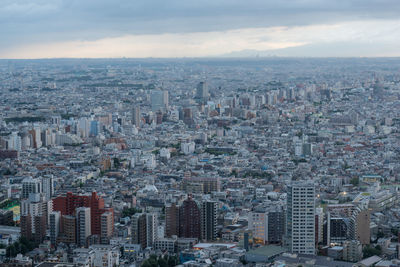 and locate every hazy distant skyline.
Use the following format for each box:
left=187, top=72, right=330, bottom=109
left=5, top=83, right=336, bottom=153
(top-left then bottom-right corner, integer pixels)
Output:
left=1, top=0, right=400, bottom=58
